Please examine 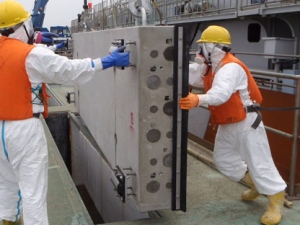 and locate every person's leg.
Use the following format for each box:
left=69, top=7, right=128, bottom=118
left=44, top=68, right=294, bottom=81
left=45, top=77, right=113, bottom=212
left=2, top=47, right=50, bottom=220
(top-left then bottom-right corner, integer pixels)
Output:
left=213, top=124, right=247, bottom=182
left=239, top=114, right=286, bottom=225
left=4, top=119, right=49, bottom=225
left=239, top=118, right=286, bottom=195
left=0, top=121, right=23, bottom=223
